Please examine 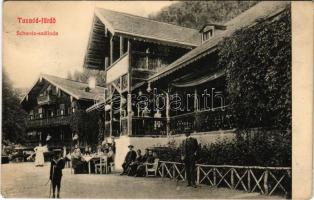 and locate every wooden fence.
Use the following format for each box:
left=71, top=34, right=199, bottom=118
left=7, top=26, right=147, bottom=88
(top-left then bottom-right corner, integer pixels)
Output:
left=157, top=161, right=291, bottom=196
